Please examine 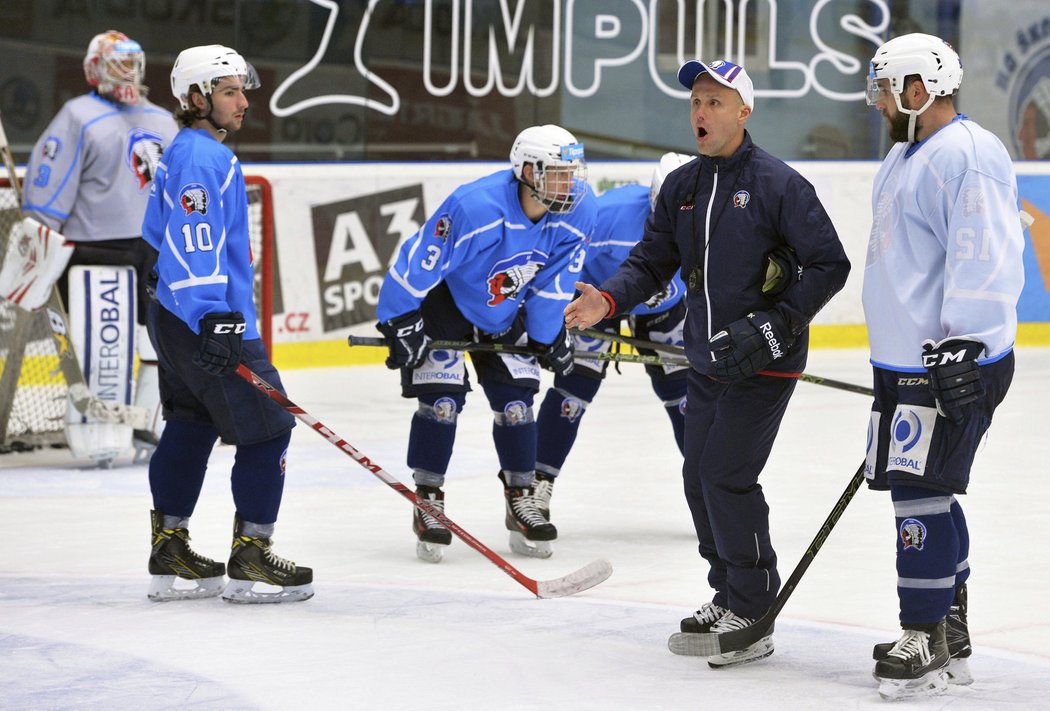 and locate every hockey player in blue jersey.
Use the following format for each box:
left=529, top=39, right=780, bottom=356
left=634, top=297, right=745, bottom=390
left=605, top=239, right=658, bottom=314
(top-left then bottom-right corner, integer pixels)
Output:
left=863, top=34, right=1024, bottom=701
left=22, top=30, right=178, bottom=457
left=140, top=45, right=312, bottom=603
left=532, top=153, right=694, bottom=522
left=565, top=59, right=850, bottom=668
left=375, top=124, right=597, bottom=563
